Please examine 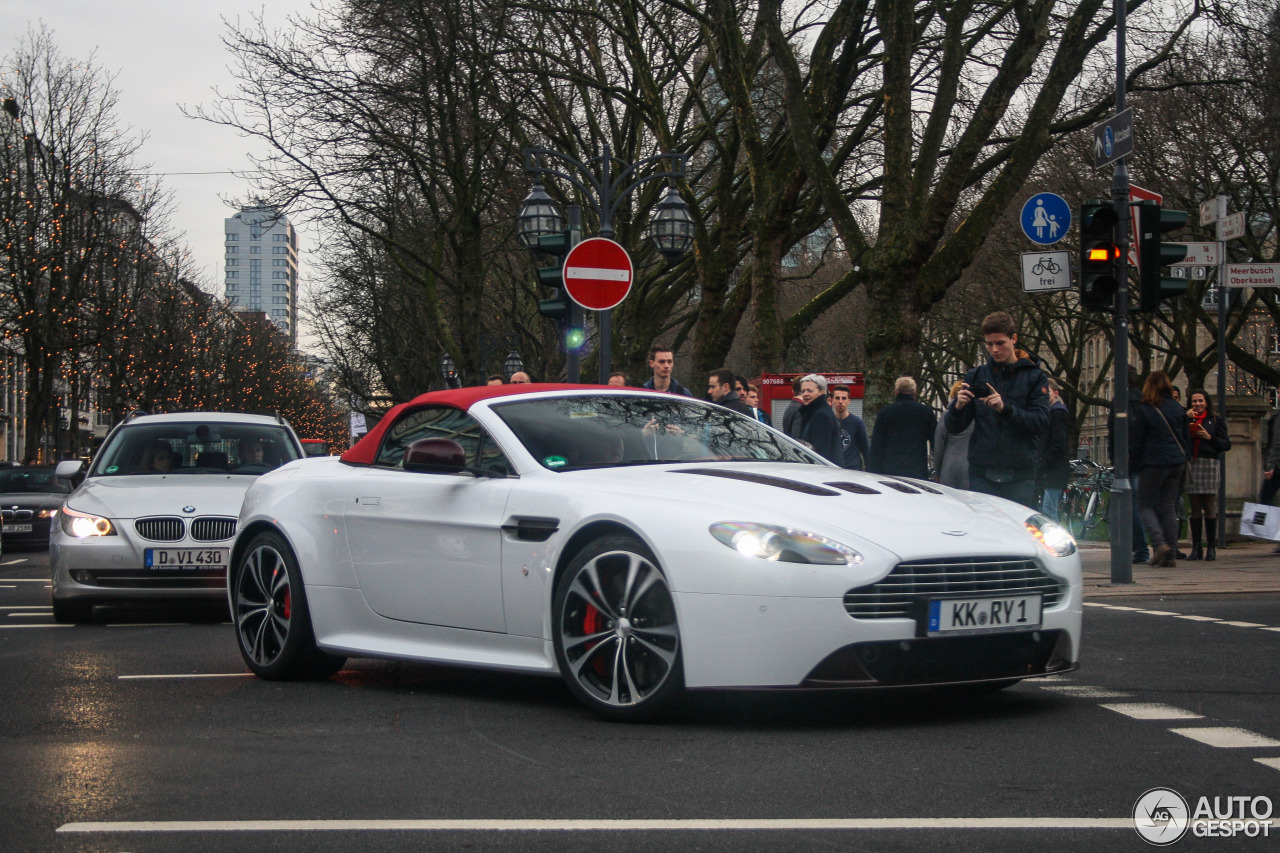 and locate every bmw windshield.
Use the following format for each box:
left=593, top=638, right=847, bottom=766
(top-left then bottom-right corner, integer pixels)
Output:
left=92, top=423, right=302, bottom=476
left=492, top=394, right=820, bottom=471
